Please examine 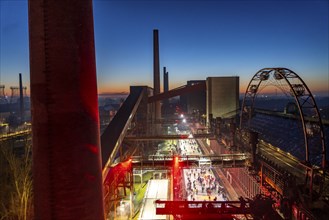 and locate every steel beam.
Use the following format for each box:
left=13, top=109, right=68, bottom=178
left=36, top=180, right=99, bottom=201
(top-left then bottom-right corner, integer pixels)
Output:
left=124, top=134, right=215, bottom=140
left=148, top=81, right=206, bottom=103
